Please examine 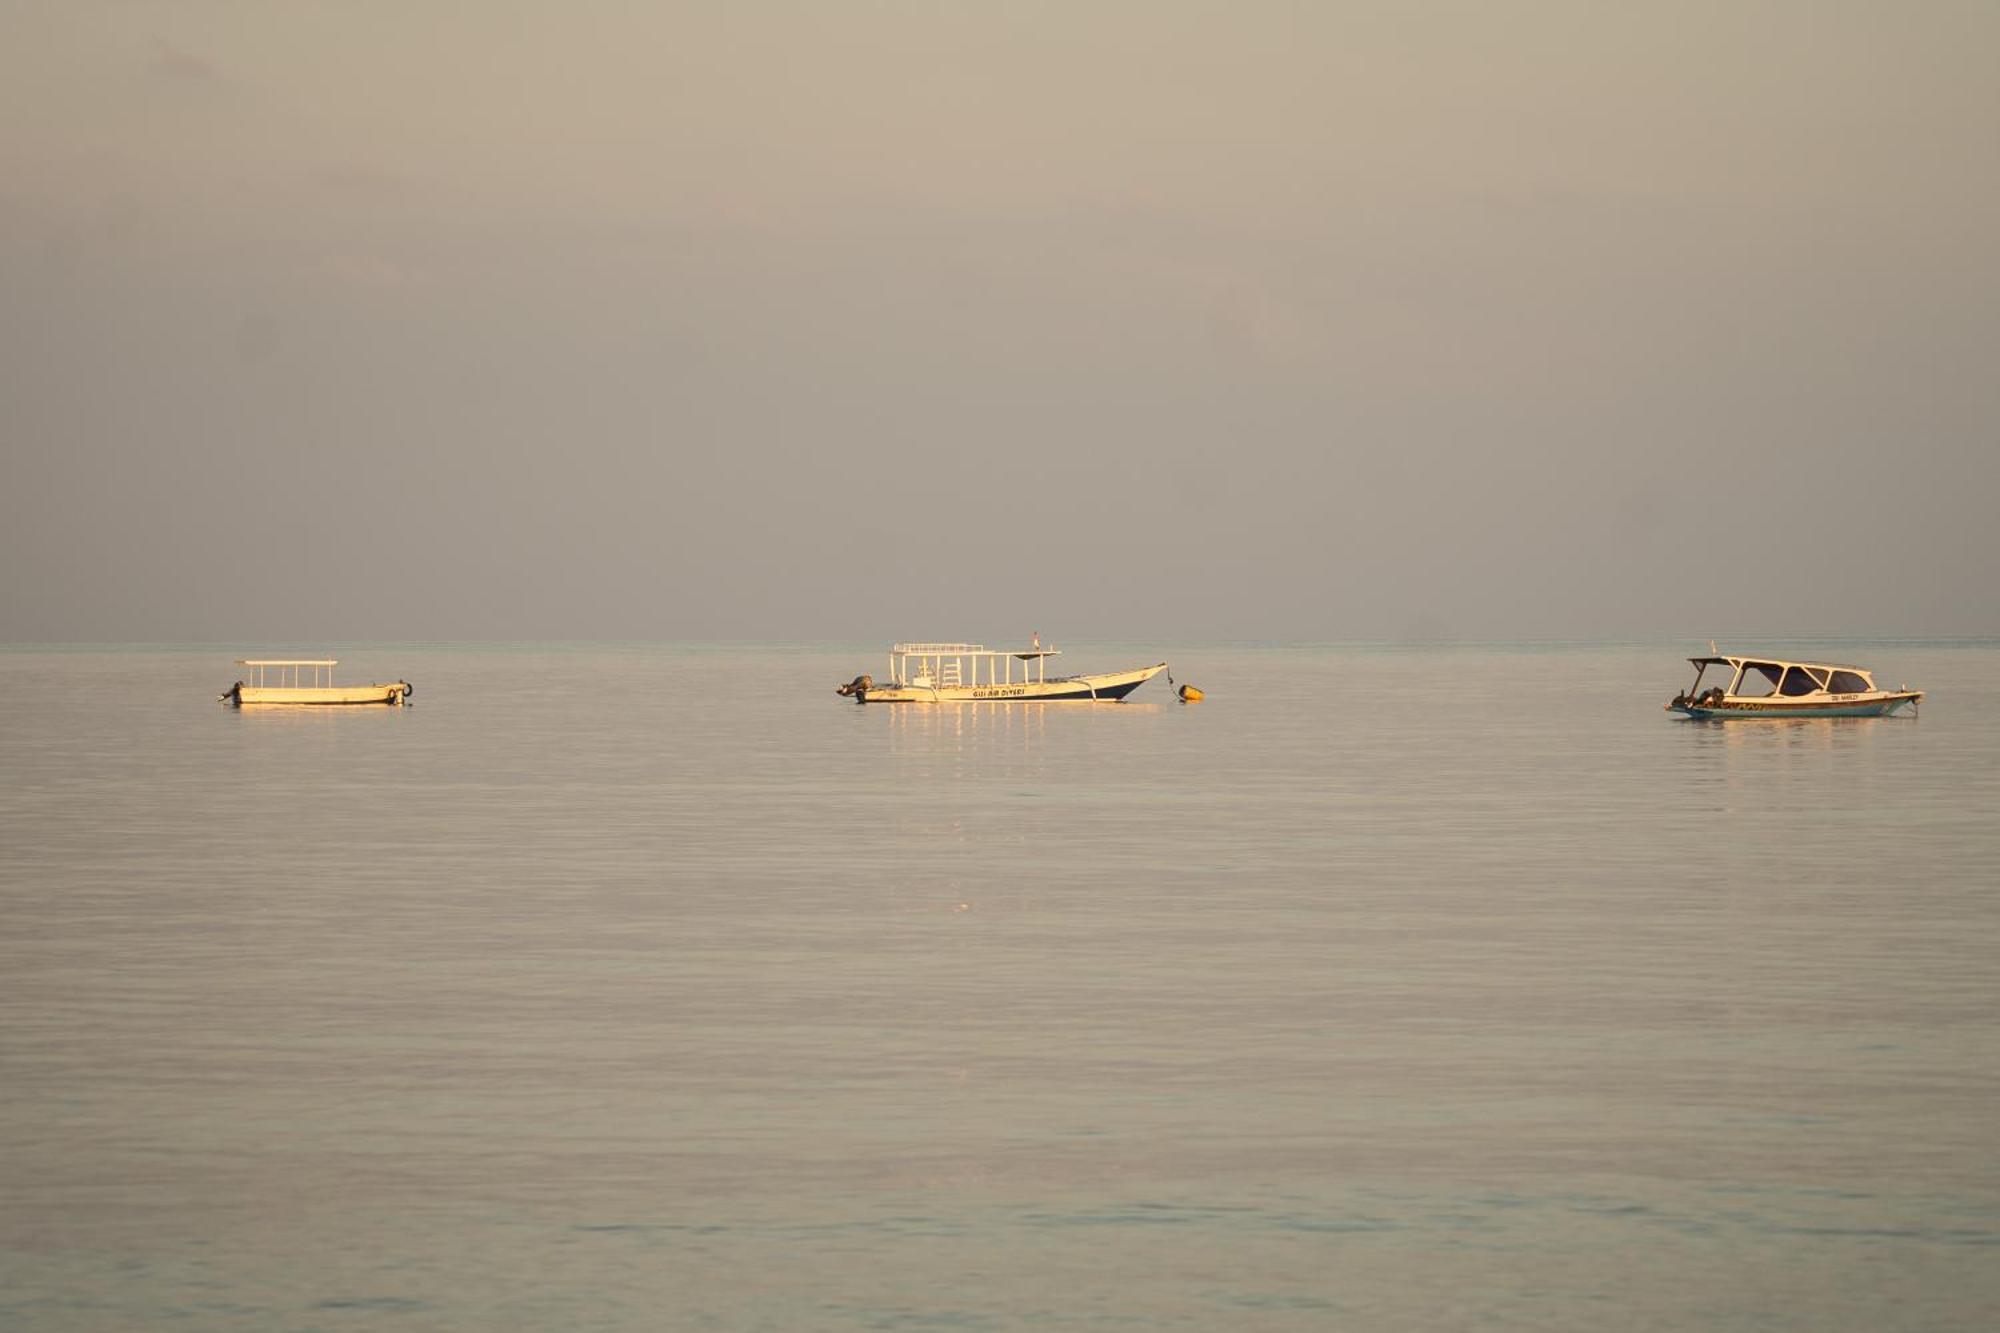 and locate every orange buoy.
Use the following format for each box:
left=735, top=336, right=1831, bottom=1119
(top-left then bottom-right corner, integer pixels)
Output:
left=1177, top=684, right=1204, bottom=702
